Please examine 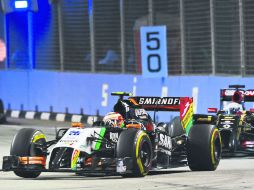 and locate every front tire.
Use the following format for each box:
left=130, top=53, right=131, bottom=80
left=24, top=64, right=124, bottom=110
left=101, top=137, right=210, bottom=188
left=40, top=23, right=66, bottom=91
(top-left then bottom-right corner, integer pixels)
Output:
left=10, top=128, right=46, bottom=178
left=187, top=124, right=221, bottom=171
left=117, top=129, right=152, bottom=177
left=228, top=131, right=237, bottom=153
